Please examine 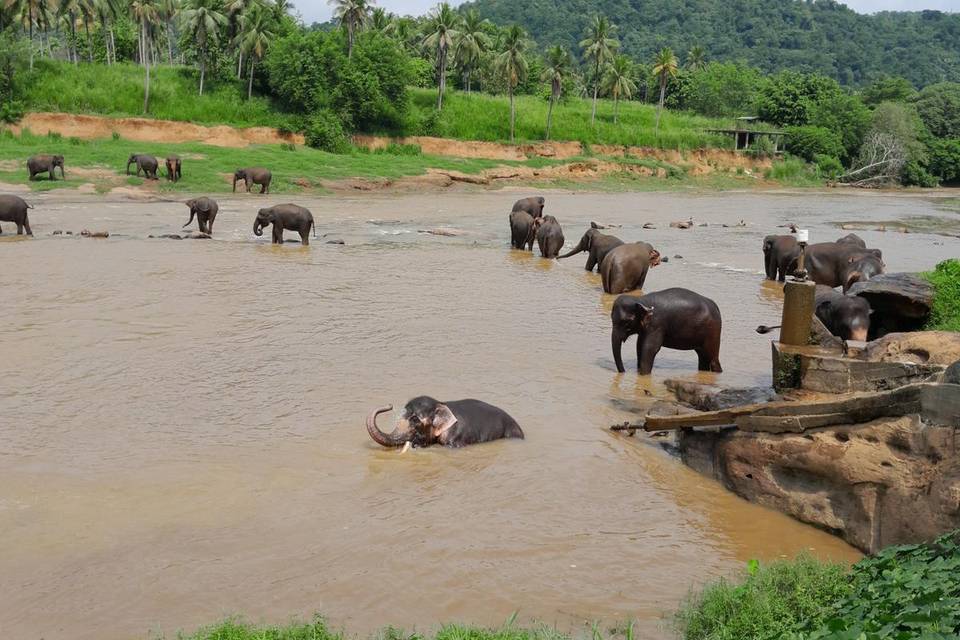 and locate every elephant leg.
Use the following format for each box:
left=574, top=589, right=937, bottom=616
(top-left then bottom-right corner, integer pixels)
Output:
left=635, top=266, right=650, bottom=290
left=16, top=222, right=23, bottom=235
left=698, top=331, right=723, bottom=372
left=637, top=335, right=662, bottom=375
left=585, top=253, right=597, bottom=271
left=300, top=229, right=309, bottom=245
left=261, top=183, right=268, bottom=194
left=273, top=226, right=283, bottom=244
left=23, top=218, right=32, bottom=236
left=49, top=170, right=55, bottom=181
